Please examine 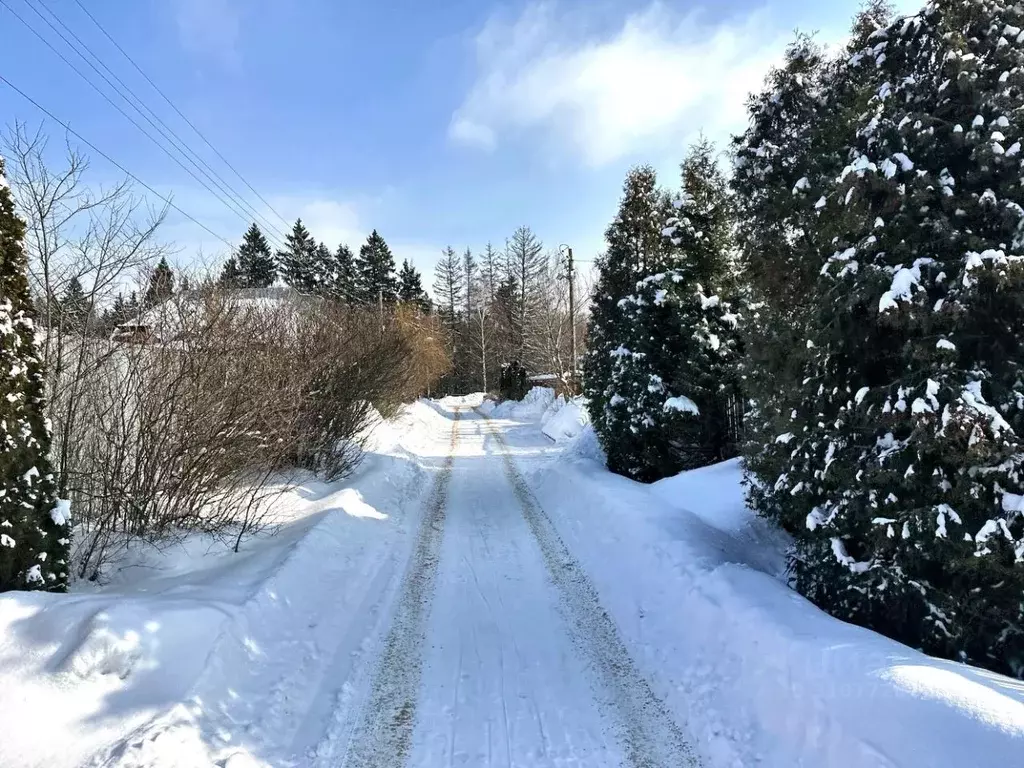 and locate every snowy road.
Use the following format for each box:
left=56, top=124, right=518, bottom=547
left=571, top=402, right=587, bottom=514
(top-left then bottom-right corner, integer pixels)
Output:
left=312, top=406, right=699, bottom=768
